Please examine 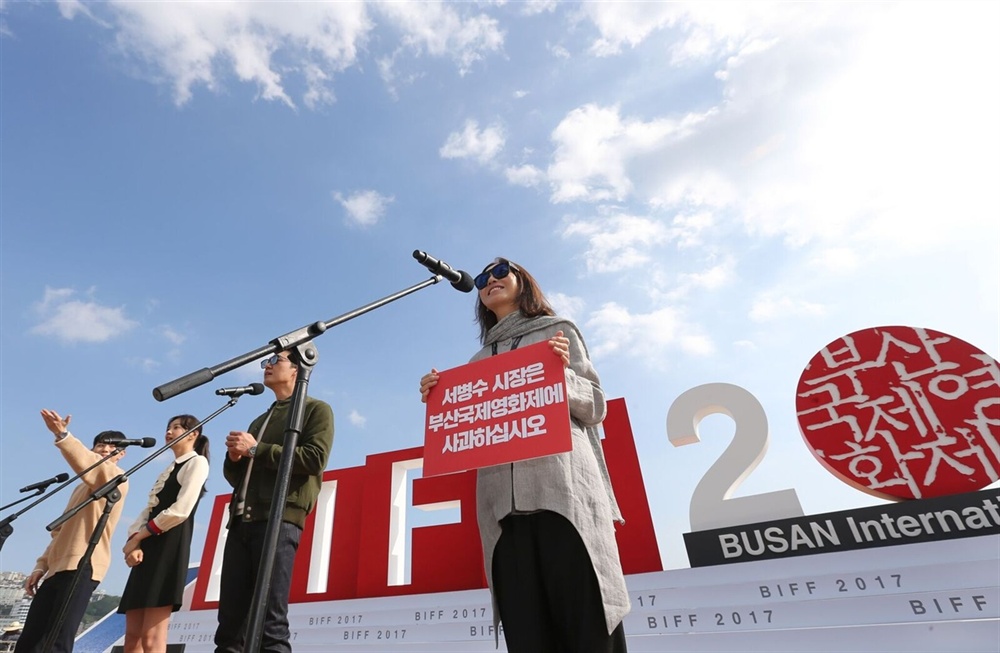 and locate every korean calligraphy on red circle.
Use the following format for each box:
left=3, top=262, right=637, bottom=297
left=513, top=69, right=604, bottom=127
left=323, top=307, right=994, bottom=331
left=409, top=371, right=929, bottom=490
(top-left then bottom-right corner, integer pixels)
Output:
left=796, top=326, right=999, bottom=500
